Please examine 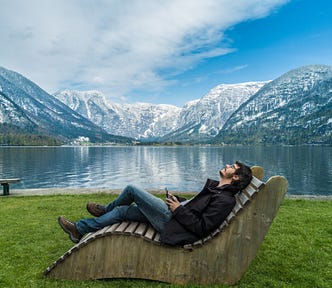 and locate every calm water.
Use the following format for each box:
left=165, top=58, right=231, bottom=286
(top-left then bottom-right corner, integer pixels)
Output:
left=0, top=145, right=331, bottom=196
